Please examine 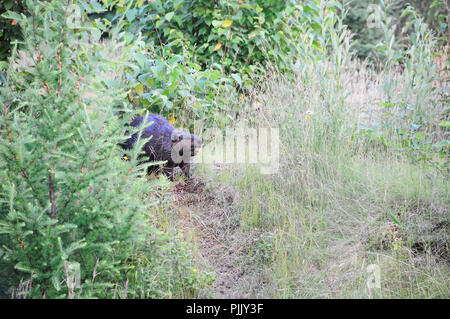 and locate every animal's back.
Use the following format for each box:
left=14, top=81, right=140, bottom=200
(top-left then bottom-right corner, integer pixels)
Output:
left=121, top=114, right=174, bottom=159
left=129, top=114, right=174, bottom=138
